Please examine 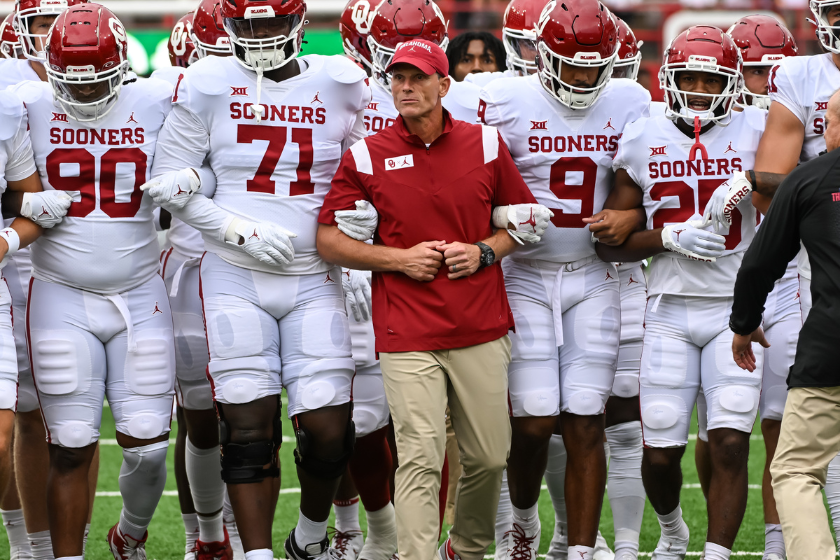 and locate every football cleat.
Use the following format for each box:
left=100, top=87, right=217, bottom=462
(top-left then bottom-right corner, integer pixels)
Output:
left=594, top=531, right=615, bottom=560
left=195, top=526, right=234, bottom=560
left=438, top=538, right=460, bottom=560
left=763, top=555, right=784, bottom=560
left=285, top=529, right=342, bottom=560
left=494, top=532, right=510, bottom=560
left=358, top=505, right=397, bottom=560
left=505, top=522, right=540, bottom=560
left=330, top=529, right=364, bottom=560
left=185, top=527, right=200, bottom=560
left=107, top=523, right=148, bottom=560
left=544, top=521, right=566, bottom=560
left=614, top=553, right=638, bottom=560
left=651, top=529, right=689, bottom=560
